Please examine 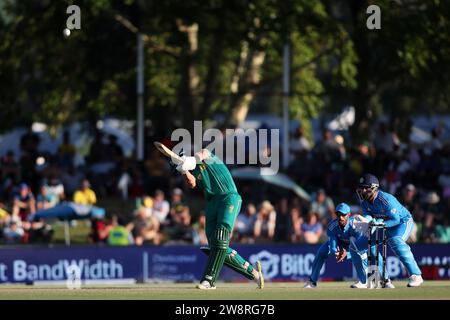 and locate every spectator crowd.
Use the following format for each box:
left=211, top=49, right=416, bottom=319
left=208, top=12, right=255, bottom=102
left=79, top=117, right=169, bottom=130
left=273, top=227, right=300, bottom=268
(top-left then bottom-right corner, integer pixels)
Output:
left=0, top=121, right=449, bottom=246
